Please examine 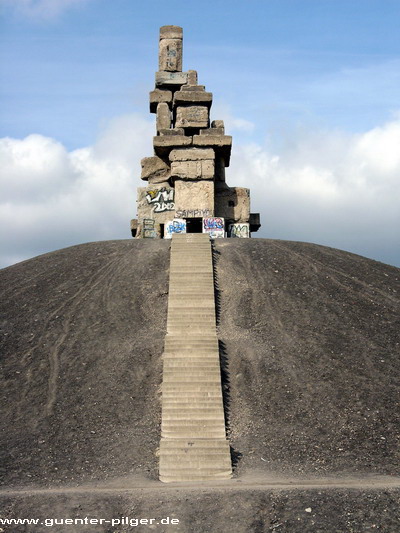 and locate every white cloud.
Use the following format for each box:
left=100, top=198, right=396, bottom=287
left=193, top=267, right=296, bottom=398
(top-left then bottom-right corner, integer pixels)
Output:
left=1, top=113, right=399, bottom=269
left=211, top=103, right=255, bottom=134
left=229, top=117, right=400, bottom=266
left=0, top=114, right=154, bottom=267
left=0, top=0, right=92, bottom=19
